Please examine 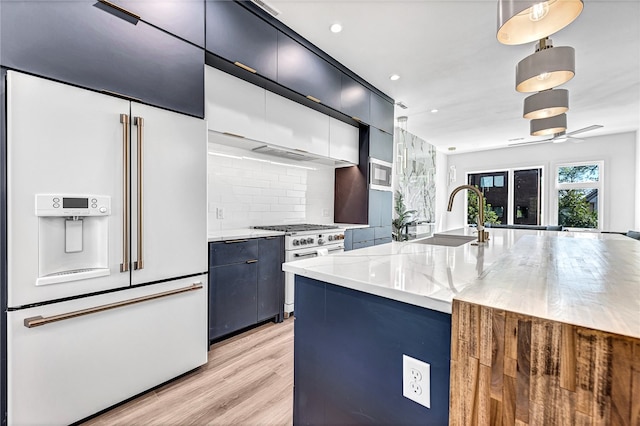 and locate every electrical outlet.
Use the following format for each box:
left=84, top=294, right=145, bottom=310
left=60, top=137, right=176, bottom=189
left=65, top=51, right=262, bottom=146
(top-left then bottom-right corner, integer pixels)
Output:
left=402, top=354, right=430, bottom=408
left=216, top=208, right=224, bottom=219
left=322, top=208, right=330, bottom=217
